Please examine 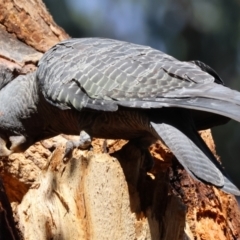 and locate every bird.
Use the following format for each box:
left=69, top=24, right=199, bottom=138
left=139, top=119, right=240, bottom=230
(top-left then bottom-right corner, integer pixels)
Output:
left=1, top=38, right=240, bottom=195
